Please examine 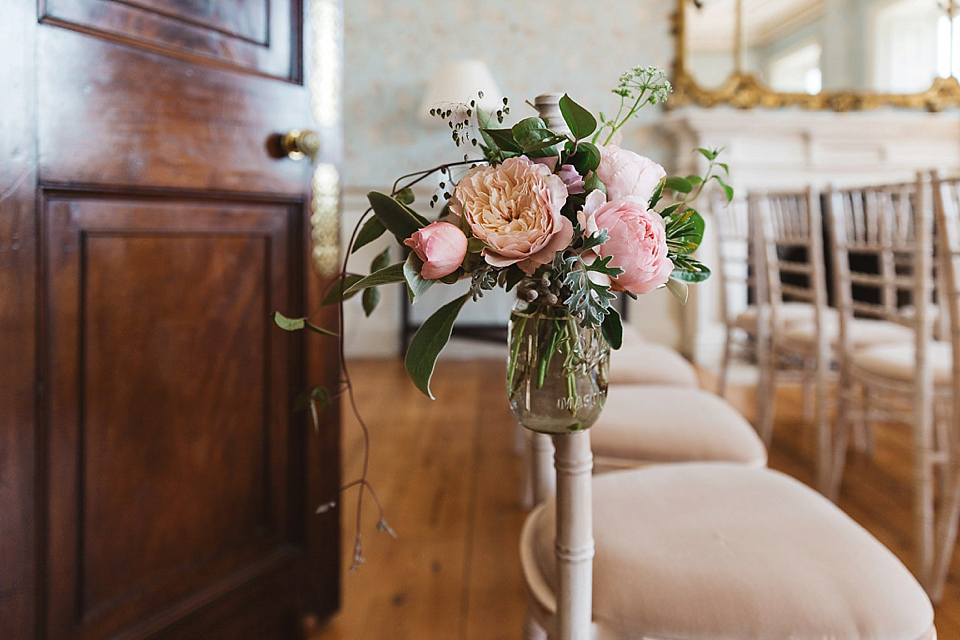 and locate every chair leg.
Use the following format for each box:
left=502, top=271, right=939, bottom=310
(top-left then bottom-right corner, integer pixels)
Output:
left=815, top=351, right=833, bottom=497
left=930, top=461, right=960, bottom=603
left=916, top=427, right=937, bottom=595
left=802, top=363, right=815, bottom=422
left=828, top=379, right=854, bottom=501
left=852, top=385, right=875, bottom=457
left=717, top=329, right=734, bottom=398
left=755, top=344, right=778, bottom=447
